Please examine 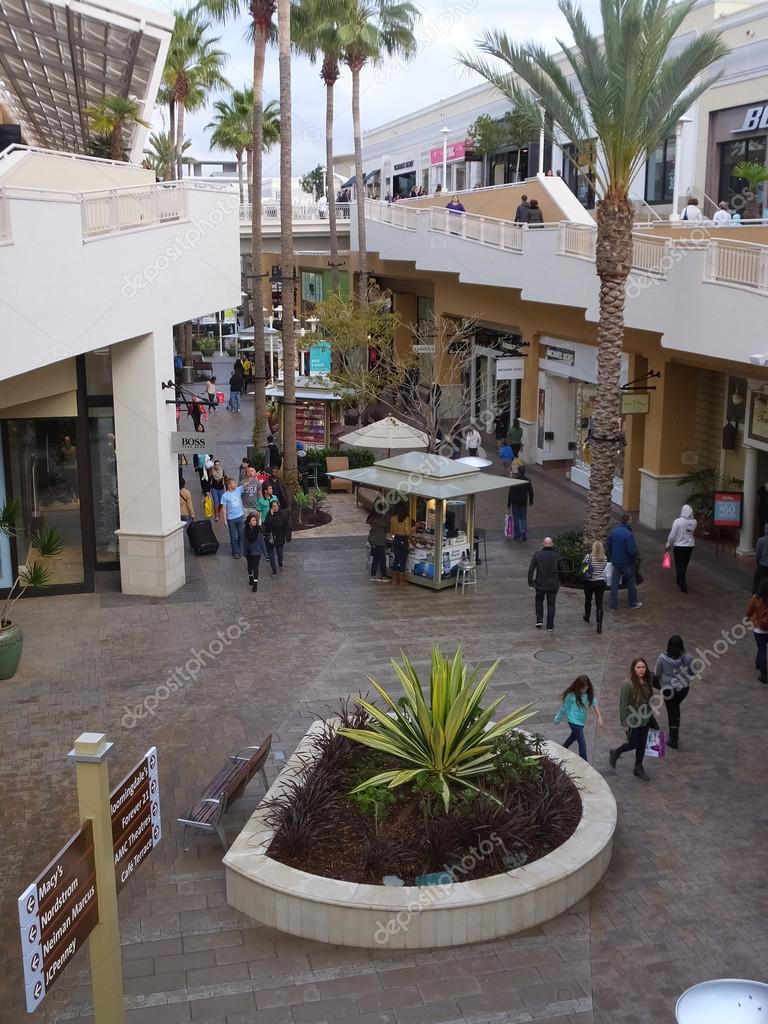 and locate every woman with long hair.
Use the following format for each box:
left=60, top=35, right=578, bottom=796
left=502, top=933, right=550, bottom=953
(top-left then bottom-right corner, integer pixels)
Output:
left=747, top=577, right=768, bottom=684
left=389, top=503, right=414, bottom=586
left=609, top=658, right=657, bottom=780
left=554, top=674, right=603, bottom=761
left=209, top=459, right=225, bottom=523
left=582, top=540, right=608, bottom=633
left=243, top=511, right=267, bottom=592
left=653, top=635, right=693, bottom=749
